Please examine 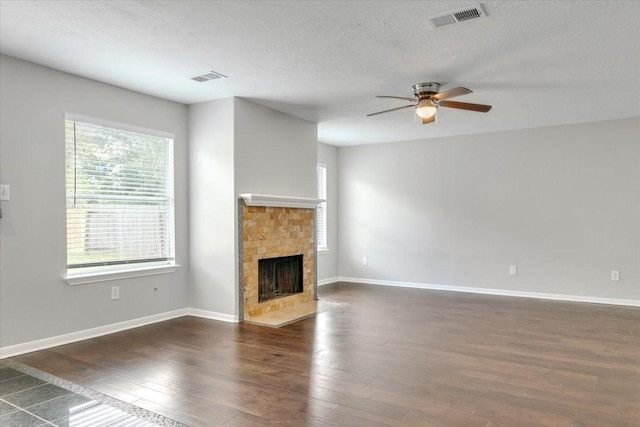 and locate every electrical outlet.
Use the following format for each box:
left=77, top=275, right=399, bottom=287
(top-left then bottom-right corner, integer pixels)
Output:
left=111, top=286, right=120, bottom=300
left=611, top=270, right=620, bottom=281
left=509, top=265, right=517, bottom=275
left=362, top=257, right=368, bottom=266
left=0, top=185, right=9, bottom=201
